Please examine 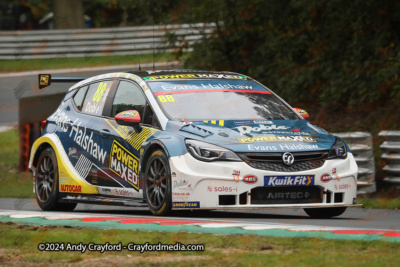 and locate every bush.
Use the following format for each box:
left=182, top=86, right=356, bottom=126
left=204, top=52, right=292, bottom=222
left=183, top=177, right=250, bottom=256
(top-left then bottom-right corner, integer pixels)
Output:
left=183, top=0, right=400, bottom=107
